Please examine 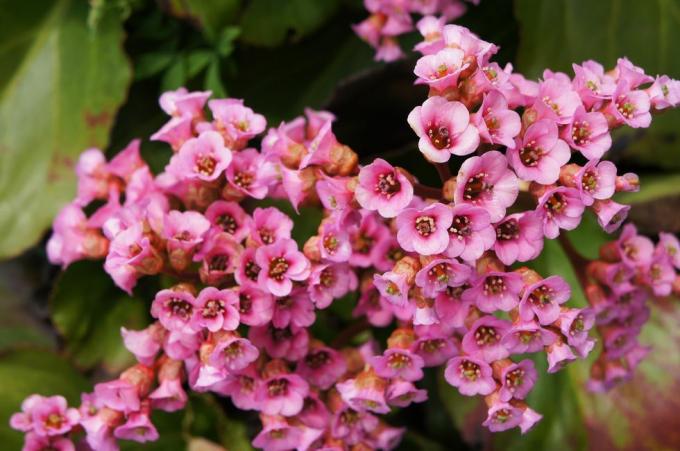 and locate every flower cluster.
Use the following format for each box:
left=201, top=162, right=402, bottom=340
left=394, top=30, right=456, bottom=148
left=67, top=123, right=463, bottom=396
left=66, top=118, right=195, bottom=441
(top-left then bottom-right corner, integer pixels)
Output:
left=584, top=225, right=680, bottom=392
left=353, top=0, right=477, bottom=61
left=11, top=17, right=680, bottom=451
